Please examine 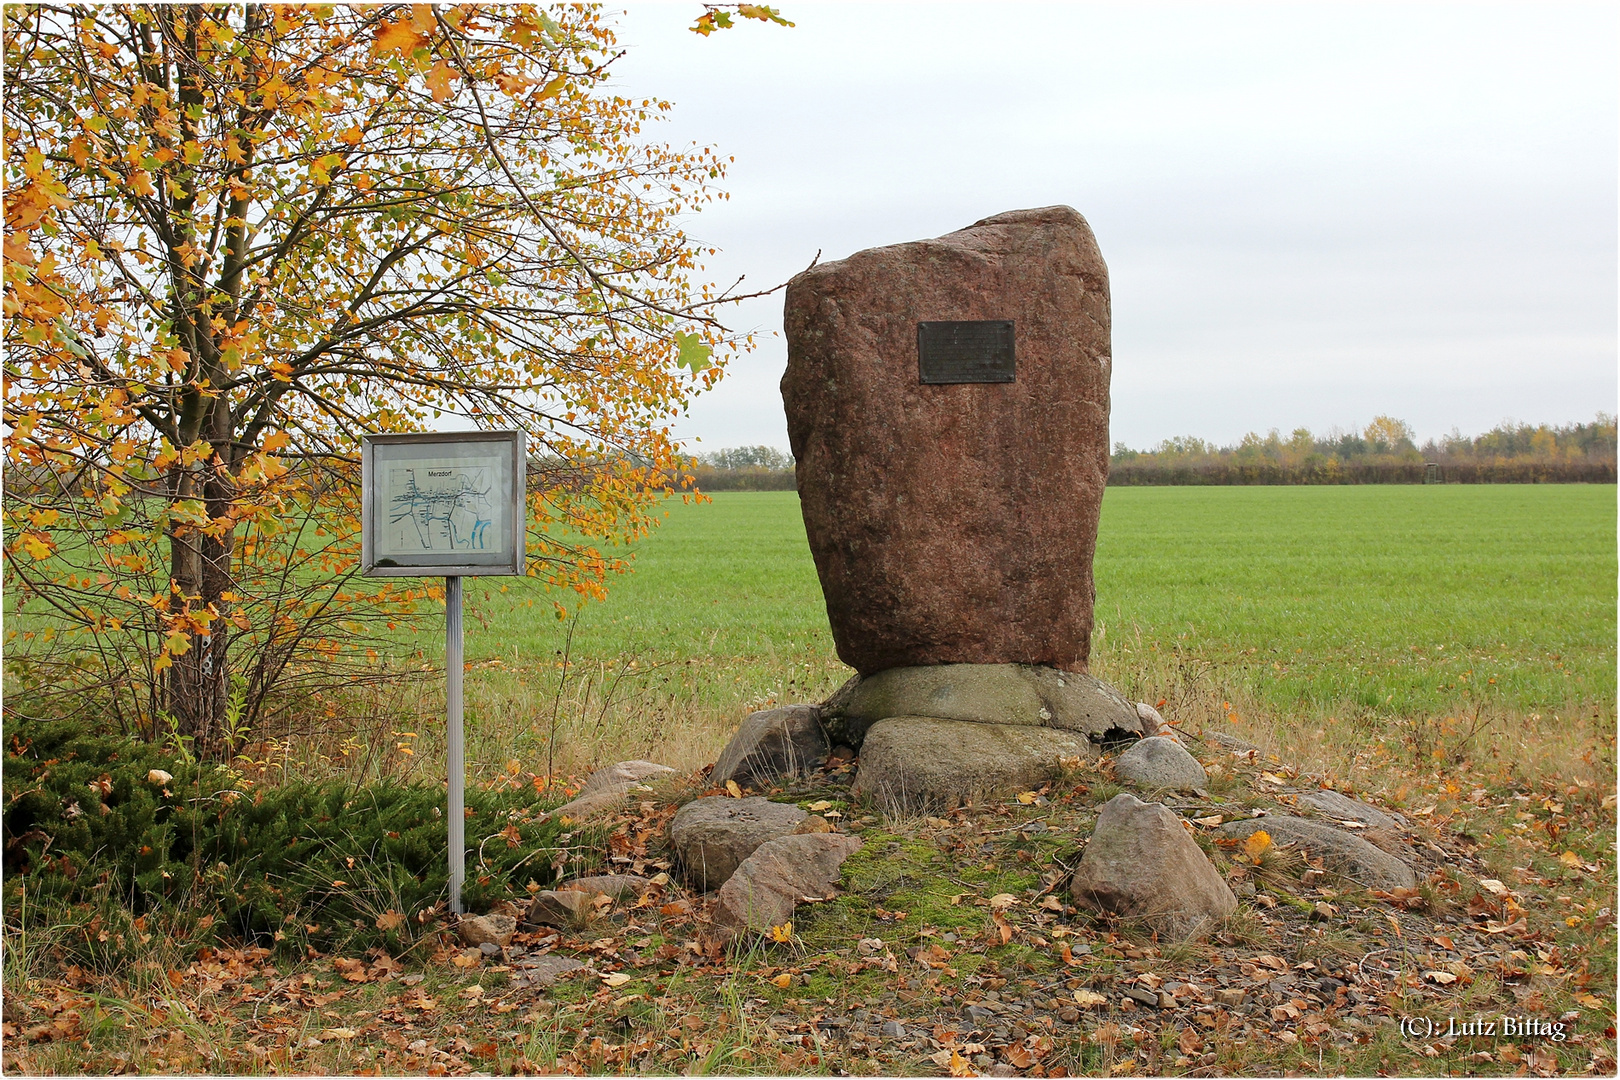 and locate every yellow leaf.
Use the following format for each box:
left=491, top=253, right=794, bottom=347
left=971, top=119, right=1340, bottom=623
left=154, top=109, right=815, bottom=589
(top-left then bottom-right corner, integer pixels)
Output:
left=1073, top=988, right=1108, bottom=1007
left=337, top=125, right=364, bottom=147
left=536, top=73, right=568, bottom=101
left=768, top=922, right=793, bottom=943
left=1423, top=970, right=1457, bottom=985
left=988, top=893, right=1019, bottom=910
left=807, top=800, right=832, bottom=812
left=1576, top=992, right=1604, bottom=1008
left=771, top=973, right=792, bottom=988
left=601, top=972, right=632, bottom=987
left=1016, top=790, right=1038, bottom=805
left=1558, top=851, right=1583, bottom=867
left=22, top=534, right=52, bottom=560
left=949, top=1049, right=973, bottom=1077
left=725, top=779, right=742, bottom=798
left=320, top=1027, right=358, bottom=1040
left=1243, top=830, right=1272, bottom=860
